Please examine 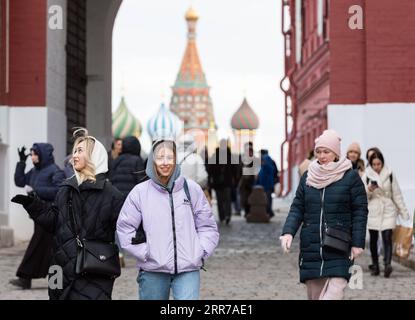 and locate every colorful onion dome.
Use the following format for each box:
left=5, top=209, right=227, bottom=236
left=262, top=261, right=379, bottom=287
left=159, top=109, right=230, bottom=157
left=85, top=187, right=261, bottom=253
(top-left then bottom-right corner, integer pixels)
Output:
left=231, top=97, right=259, bottom=130
left=147, top=103, right=182, bottom=141
left=112, top=97, right=142, bottom=139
